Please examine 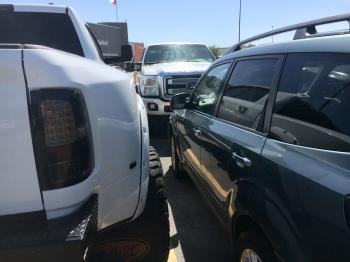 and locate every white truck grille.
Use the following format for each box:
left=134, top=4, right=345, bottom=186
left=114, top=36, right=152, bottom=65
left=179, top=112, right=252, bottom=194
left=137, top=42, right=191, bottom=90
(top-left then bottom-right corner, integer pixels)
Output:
left=164, top=75, right=201, bottom=98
